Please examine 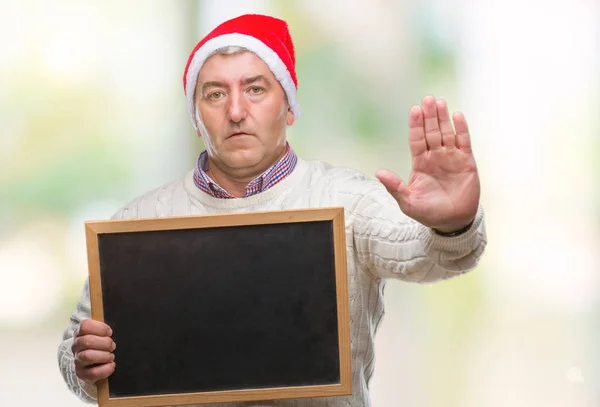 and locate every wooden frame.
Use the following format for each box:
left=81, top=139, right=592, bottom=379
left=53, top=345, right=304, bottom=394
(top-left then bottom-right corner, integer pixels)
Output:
left=85, top=207, right=351, bottom=406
